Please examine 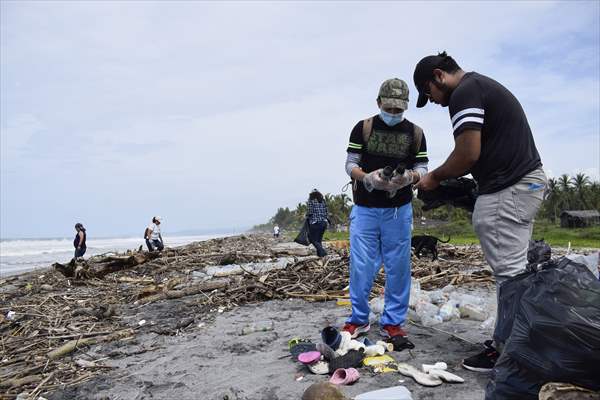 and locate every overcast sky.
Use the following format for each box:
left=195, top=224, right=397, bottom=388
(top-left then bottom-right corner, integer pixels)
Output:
left=1, top=1, right=599, bottom=238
